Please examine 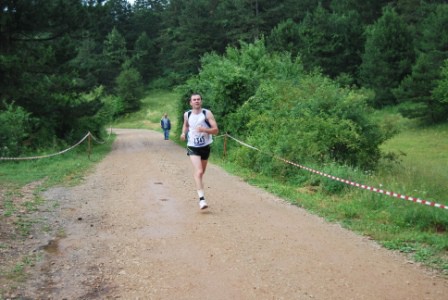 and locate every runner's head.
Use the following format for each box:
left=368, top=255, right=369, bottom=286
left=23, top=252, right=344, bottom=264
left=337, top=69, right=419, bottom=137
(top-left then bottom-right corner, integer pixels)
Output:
left=190, top=93, right=202, bottom=109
